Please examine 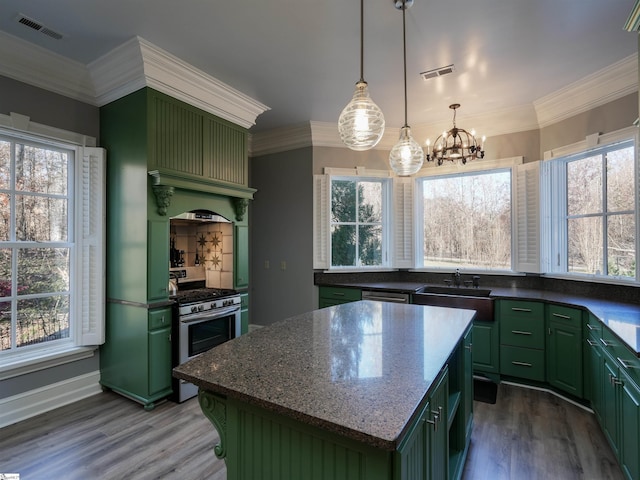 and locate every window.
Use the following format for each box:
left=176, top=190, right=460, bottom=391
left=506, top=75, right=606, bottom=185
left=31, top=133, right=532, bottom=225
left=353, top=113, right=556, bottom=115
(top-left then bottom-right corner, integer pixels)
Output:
left=551, top=140, right=636, bottom=279
left=330, top=177, right=389, bottom=268
left=0, top=126, right=105, bottom=364
left=418, top=168, right=512, bottom=270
